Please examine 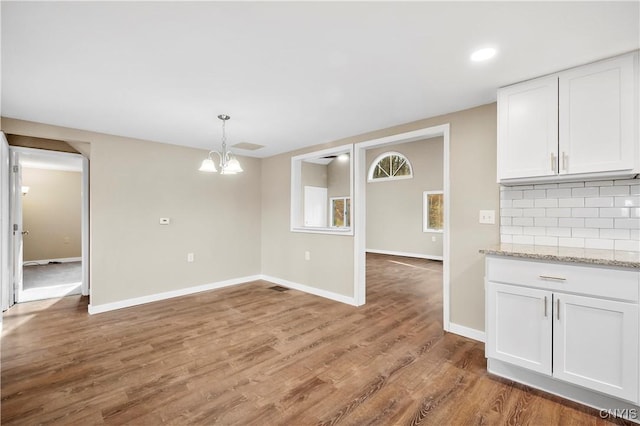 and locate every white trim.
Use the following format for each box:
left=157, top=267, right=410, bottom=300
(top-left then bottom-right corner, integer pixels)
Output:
left=354, top=124, right=451, bottom=328
left=0, top=133, right=10, bottom=311
left=488, top=359, right=640, bottom=423
left=423, top=190, right=444, bottom=233
left=81, top=156, right=89, bottom=297
left=88, top=275, right=262, bottom=314
left=290, top=144, right=354, bottom=235
left=259, top=274, right=357, bottom=306
left=448, top=322, right=486, bottom=342
left=23, top=257, right=81, bottom=265
left=365, top=249, right=443, bottom=261
left=367, top=150, right=413, bottom=182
